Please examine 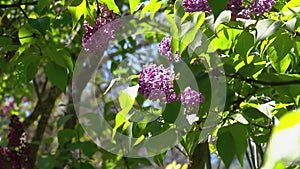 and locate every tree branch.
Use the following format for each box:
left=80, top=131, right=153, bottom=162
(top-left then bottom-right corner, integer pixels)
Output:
left=28, top=85, right=61, bottom=167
